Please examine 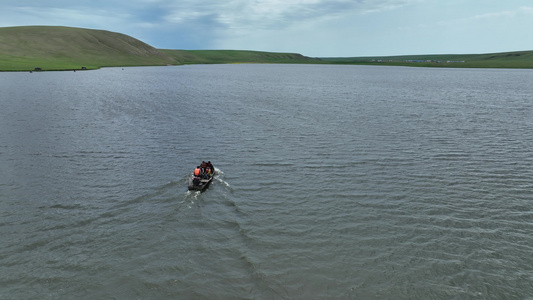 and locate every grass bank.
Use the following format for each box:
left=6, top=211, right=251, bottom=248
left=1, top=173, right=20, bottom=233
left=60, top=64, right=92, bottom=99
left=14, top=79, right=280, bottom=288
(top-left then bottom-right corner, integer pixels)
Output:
left=0, top=26, right=176, bottom=71
left=320, top=51, right=533, bottom=68
left=160, top=49, right=320, bottom=65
